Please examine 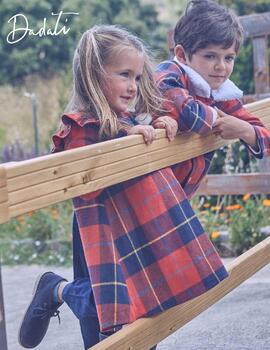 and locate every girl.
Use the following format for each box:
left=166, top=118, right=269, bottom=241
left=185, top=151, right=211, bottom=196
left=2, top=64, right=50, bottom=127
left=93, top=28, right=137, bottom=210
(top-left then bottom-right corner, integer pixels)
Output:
left=19, top=25, right=227, bottom=350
